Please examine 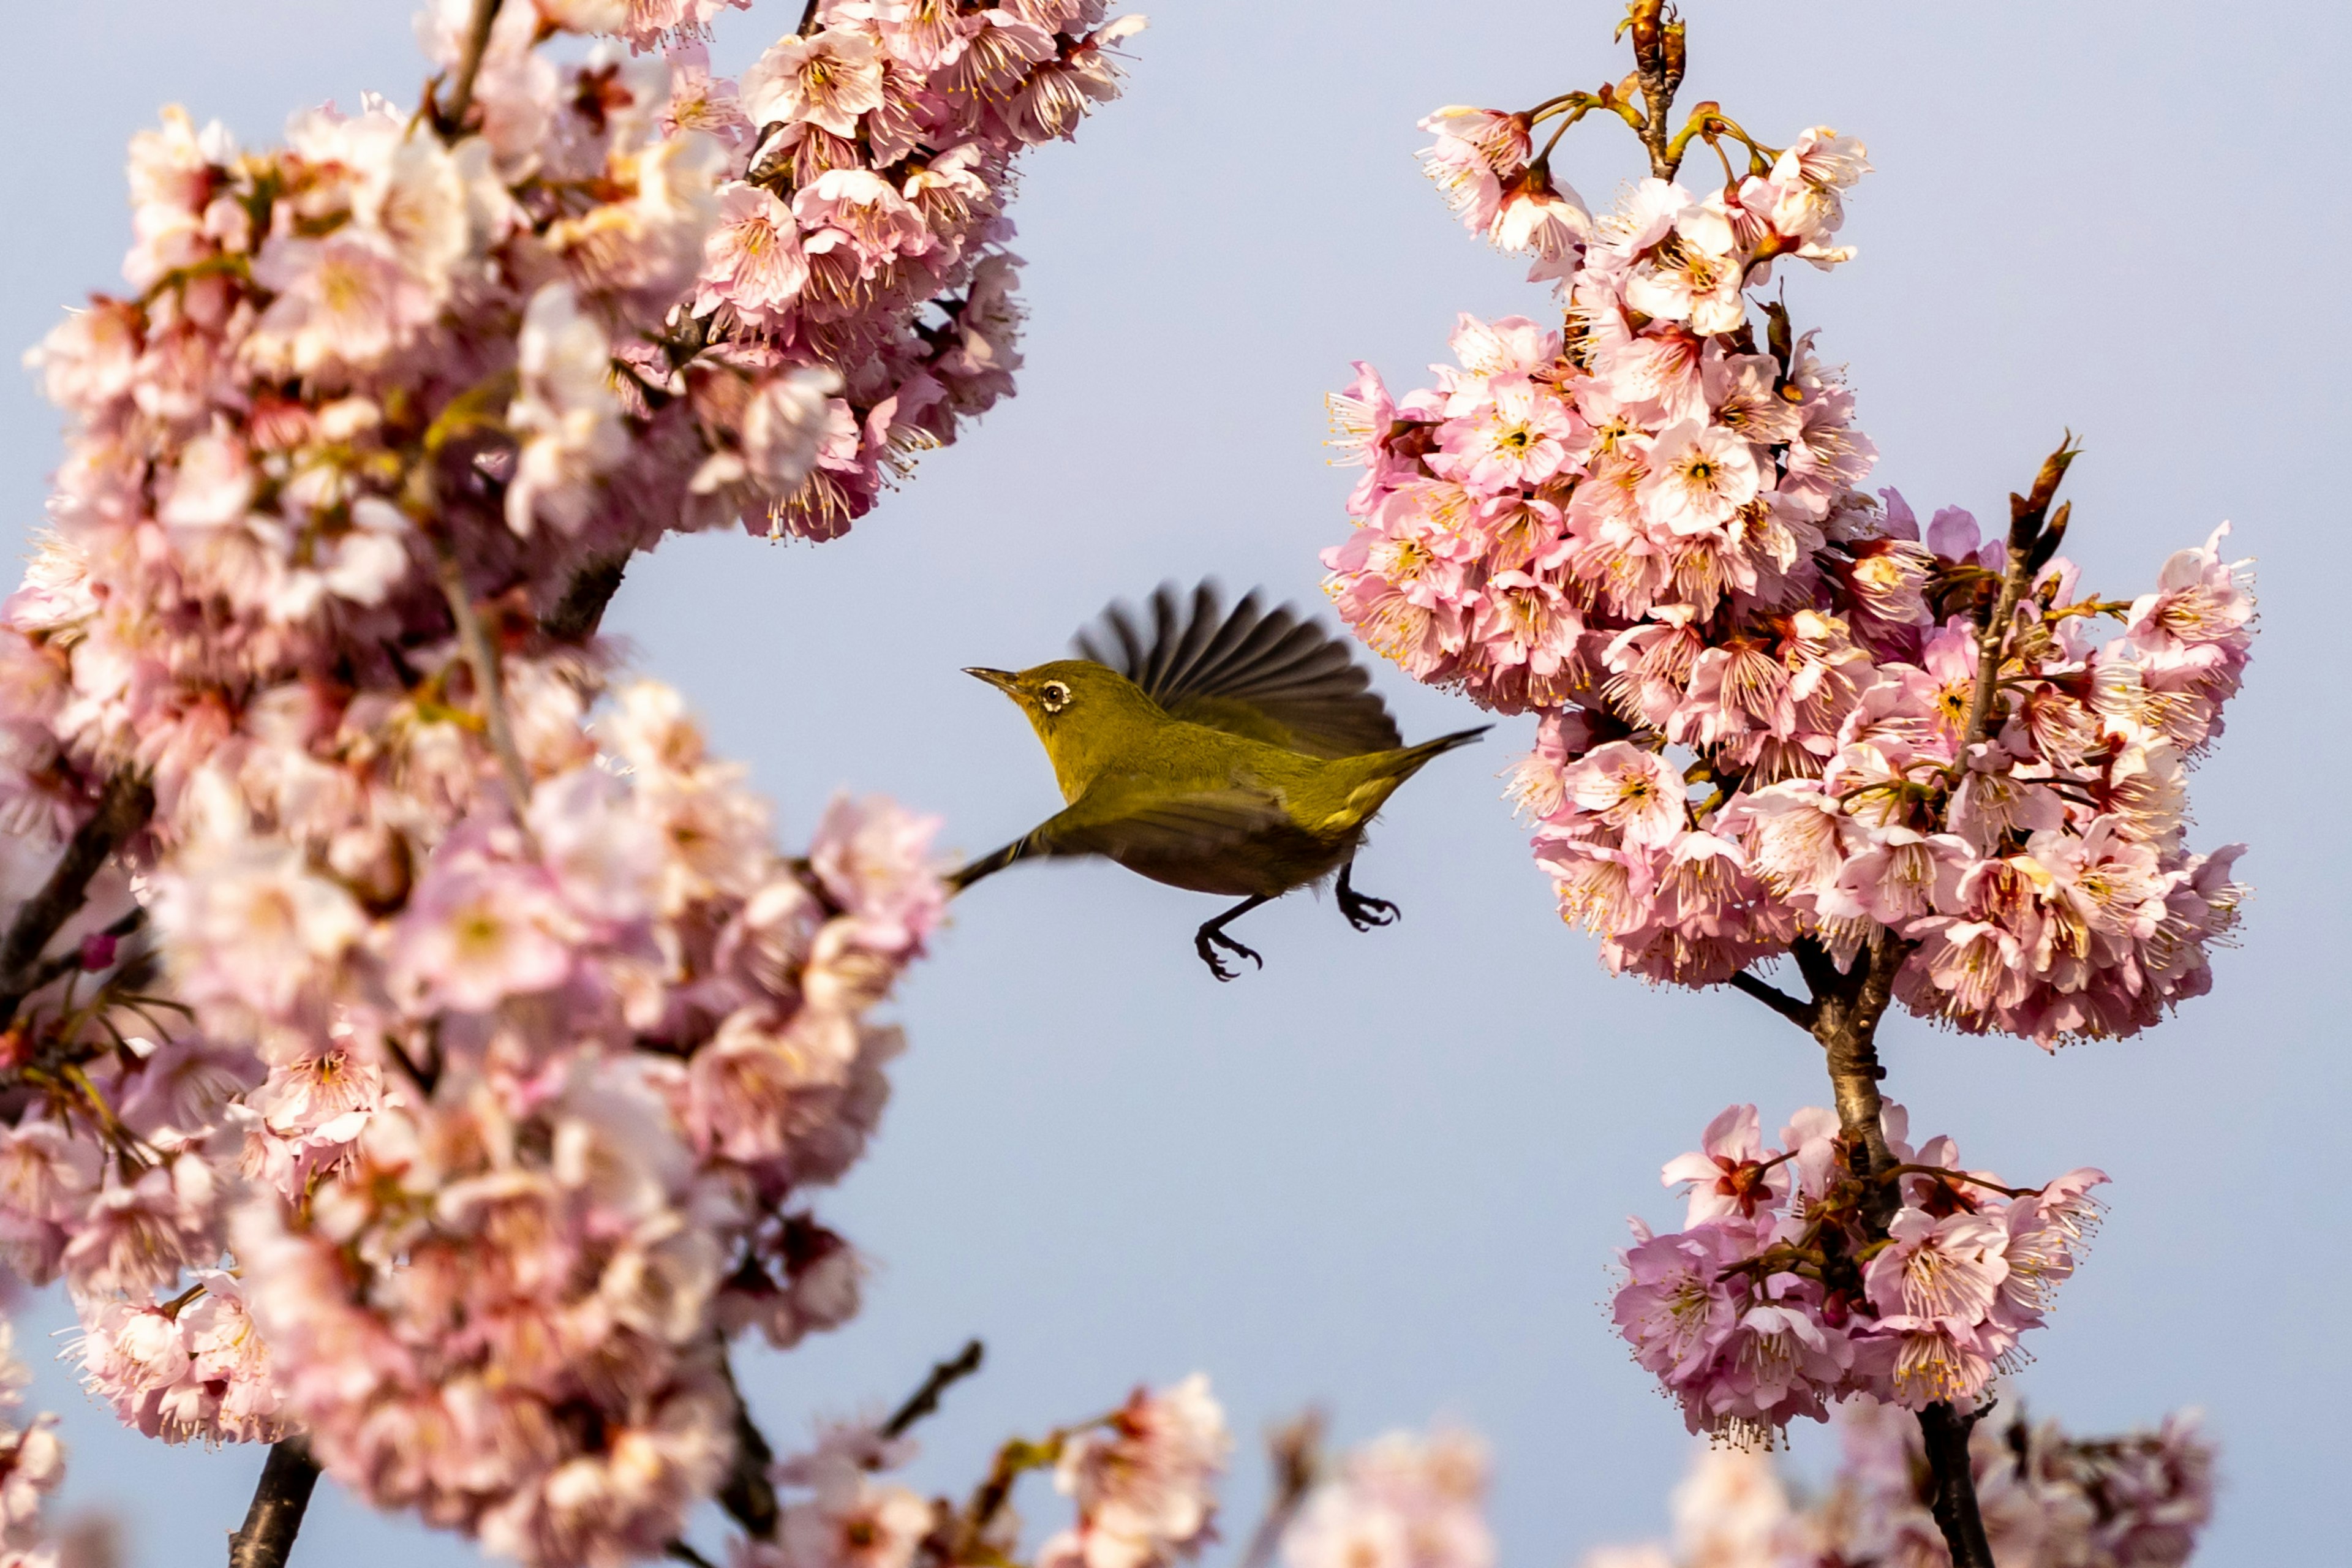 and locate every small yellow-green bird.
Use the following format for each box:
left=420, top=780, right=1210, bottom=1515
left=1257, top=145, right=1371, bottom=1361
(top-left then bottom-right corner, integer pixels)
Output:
left=952, top=582, right=1488, bottom=980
